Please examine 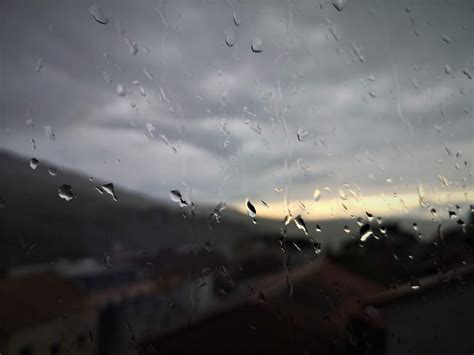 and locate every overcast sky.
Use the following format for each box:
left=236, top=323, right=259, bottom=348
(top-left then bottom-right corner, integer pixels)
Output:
left=0, top=0, right=472, bottom=219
